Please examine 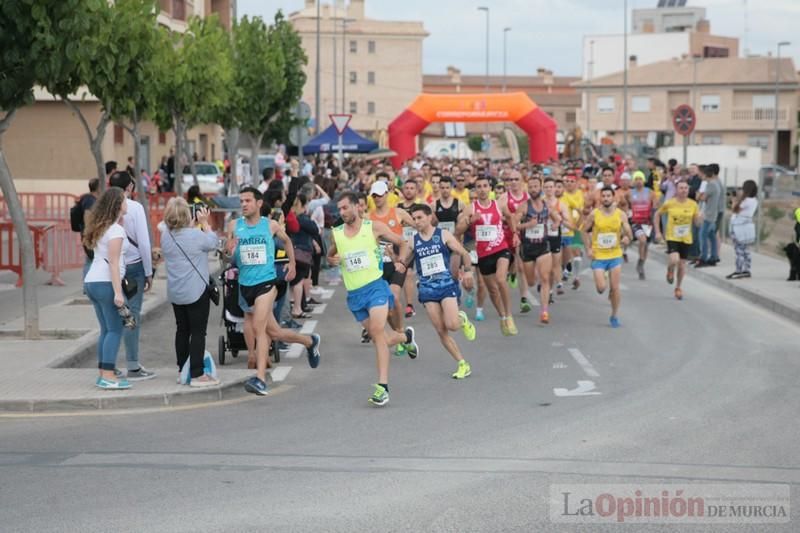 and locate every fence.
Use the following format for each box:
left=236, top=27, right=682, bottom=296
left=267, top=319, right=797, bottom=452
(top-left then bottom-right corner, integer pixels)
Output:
left=0, top=223, right=51, bottom=286
left=0, top=192, right=79, bottom=222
